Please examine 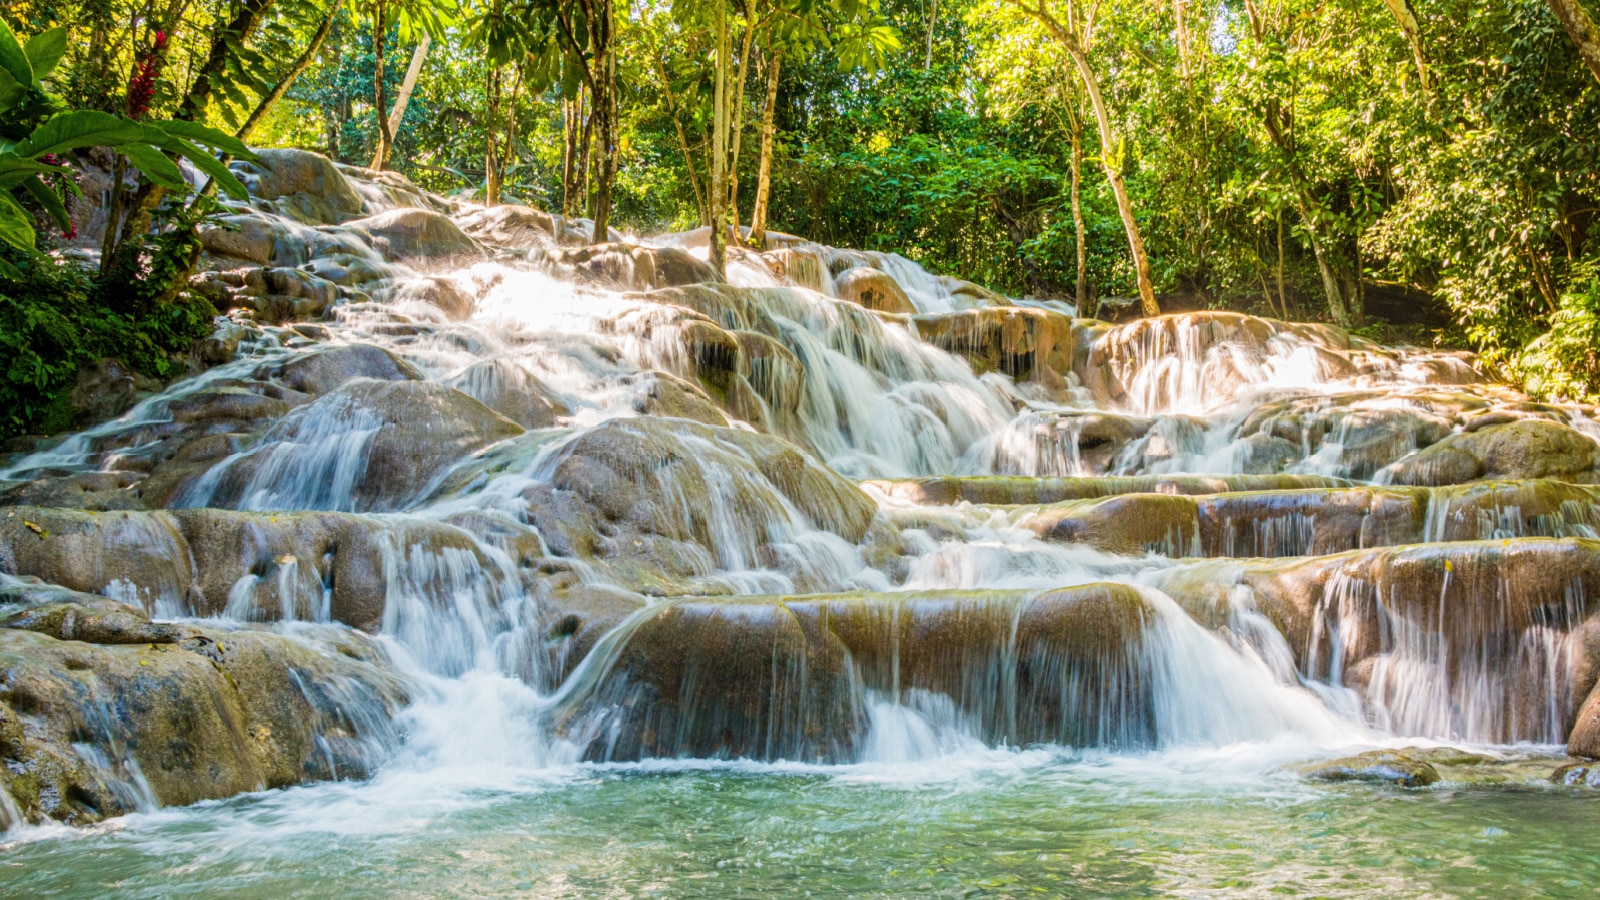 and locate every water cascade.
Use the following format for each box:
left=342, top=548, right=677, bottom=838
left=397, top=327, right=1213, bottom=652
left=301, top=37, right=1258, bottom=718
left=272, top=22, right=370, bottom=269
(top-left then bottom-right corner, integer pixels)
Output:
left=4, top=151, right=1600, bottom=889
